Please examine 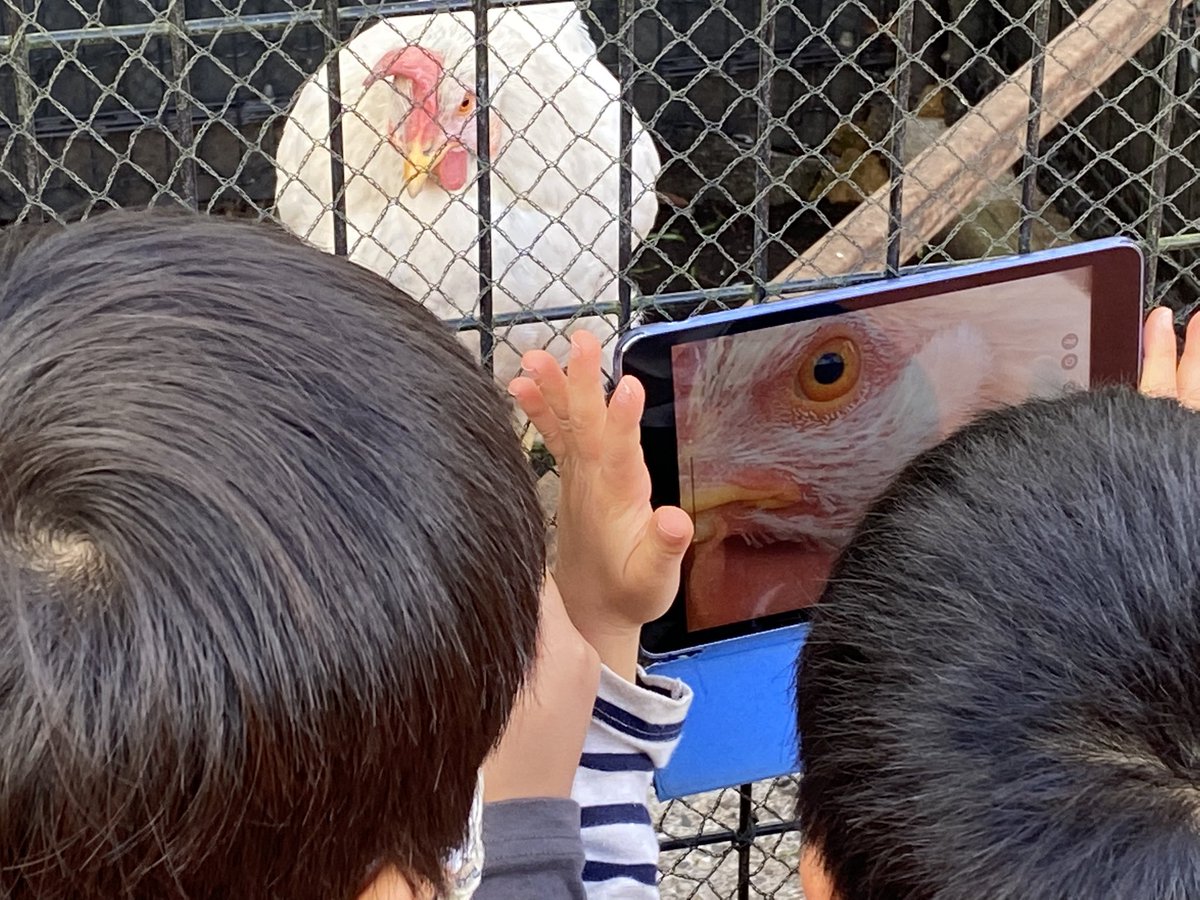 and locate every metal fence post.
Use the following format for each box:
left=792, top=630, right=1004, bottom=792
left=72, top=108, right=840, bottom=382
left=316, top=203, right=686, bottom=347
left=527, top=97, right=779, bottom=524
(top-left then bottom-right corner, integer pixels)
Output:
left=752, top=0, right=776, bottom=300
left=885, top=0, right=915, bottom=276
left=321, top=0, right=348, bottom=258
left=617, top=0, right=634, bottom=328
left=1146, top=0, right=1186, bottom=305
left=1018, top=0, right=1051, bottom=255
left=166, top=0, right=198, bottom=209
left=474, top=0, right=495, bottom=372
left=2, top=0, right=43, bottom=224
